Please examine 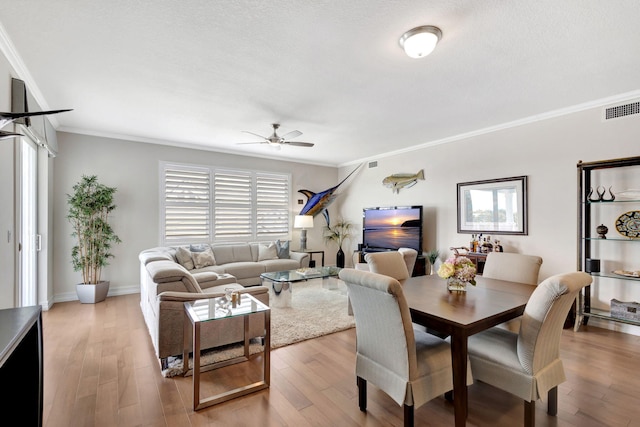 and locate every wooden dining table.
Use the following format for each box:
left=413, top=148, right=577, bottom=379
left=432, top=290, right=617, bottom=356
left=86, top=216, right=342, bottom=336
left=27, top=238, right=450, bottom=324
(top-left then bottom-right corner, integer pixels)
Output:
left=401, top=274, right=536, bottom=427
